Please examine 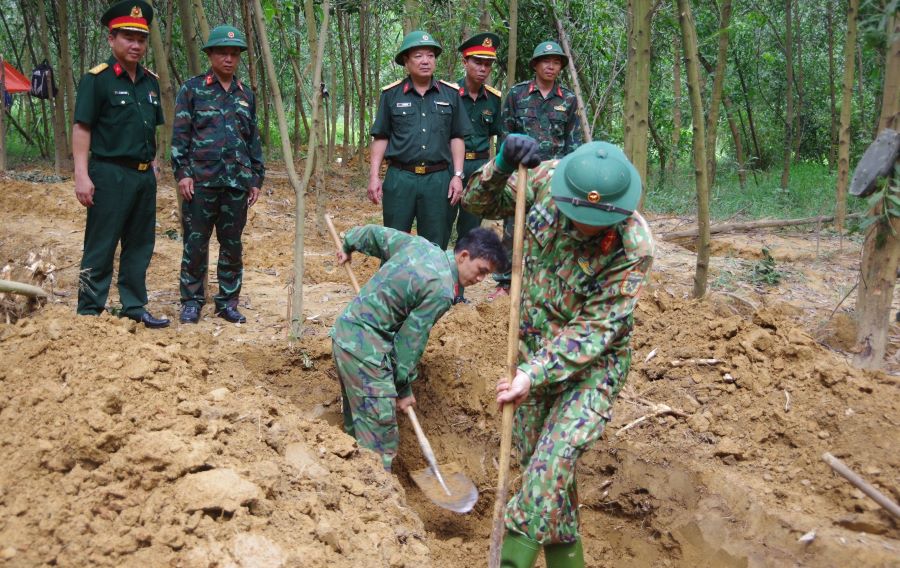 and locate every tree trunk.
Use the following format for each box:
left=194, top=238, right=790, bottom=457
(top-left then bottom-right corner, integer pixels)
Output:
left=553, top=14, right=592, bottom=142
left=780, top=0, right=794, bottom=190
left=56, top=0, right=76, bottom=138
left=853, top=10, right=900, bottom=370
left=732, top=46, right=763, bottom=169
left=722, top=96, right=746, bottom=188
left=835, top=0, right=859, bottom=232
left=856, top=46, right=865, bottom=135
left=149, top=0, right=175, bottom=160
left=827, top=0, right=837, bottom=171
left=403, top=0, right=418, bottom=33
left=507, top=0, right=518, bottom=90
left=669, top=23, right=682, bottom=178
left=357, top=3, right=368, bottom=167
left=178, top=0, right=202, bottom=75
left=339, top=11, right=350, bottom=163
left=705, top=0, right=731, bottom=187
left=0, top=54, right=6, bottom=171
left=191, top=0, right=211, bottom=43
left=250, top=0, right=319, bottom=338
left=241, top=0, right=258, bottom=92
left=678, top=0, right=711, bottom=299
left=37, top=0, right=65, bottom=173
left=791, top=0, right=805, bottom=158
left=624, top=0, right=651, bottom=190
